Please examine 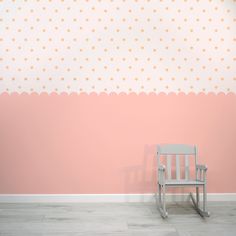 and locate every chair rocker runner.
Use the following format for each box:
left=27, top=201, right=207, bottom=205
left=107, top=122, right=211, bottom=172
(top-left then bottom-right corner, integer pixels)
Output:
left=157, top=144, right=210, bottom=218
